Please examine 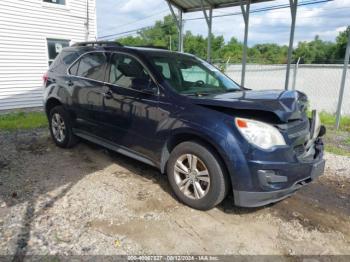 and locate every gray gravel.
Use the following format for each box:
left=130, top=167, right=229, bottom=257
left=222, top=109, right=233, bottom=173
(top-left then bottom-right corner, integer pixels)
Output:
left=0, top=129, right=349, bottom=257
left=324, top=152, right=350, bottom=177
